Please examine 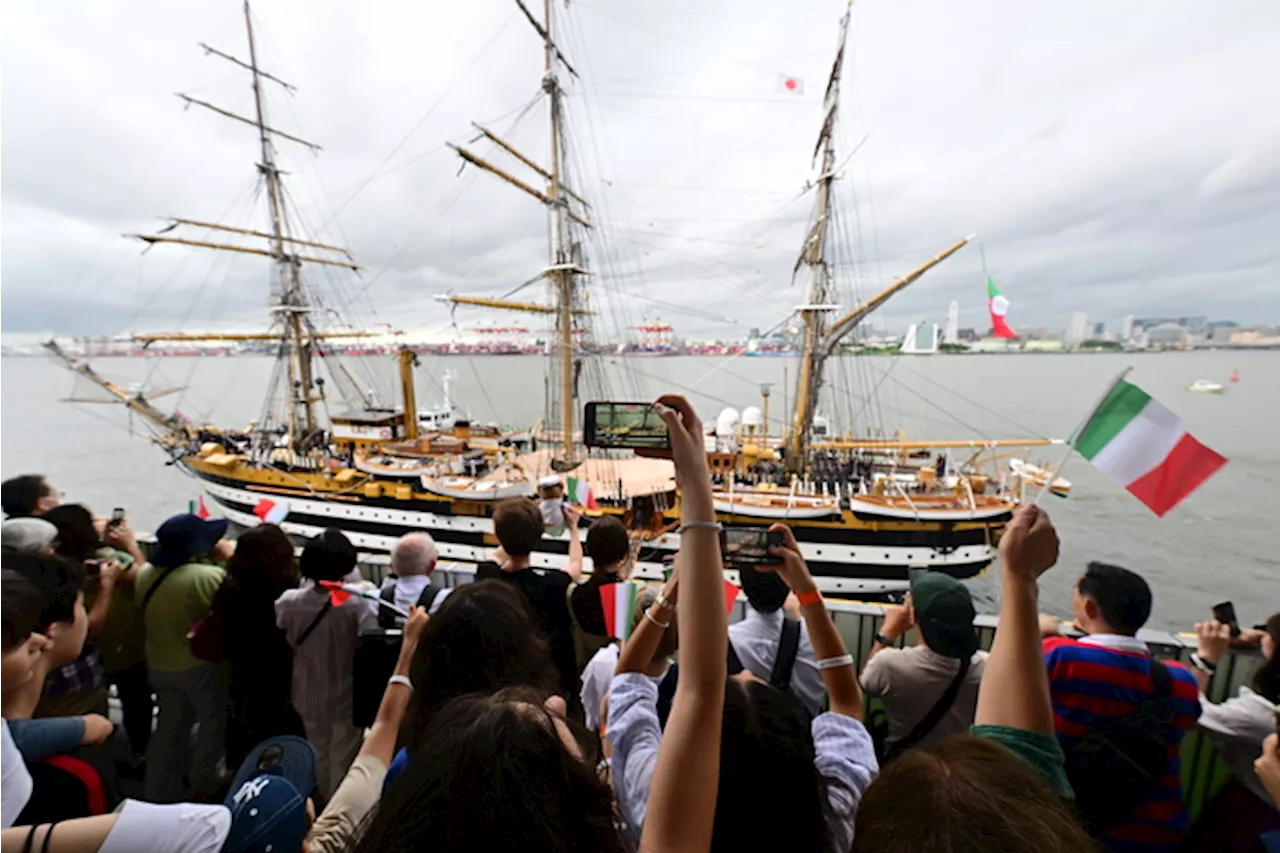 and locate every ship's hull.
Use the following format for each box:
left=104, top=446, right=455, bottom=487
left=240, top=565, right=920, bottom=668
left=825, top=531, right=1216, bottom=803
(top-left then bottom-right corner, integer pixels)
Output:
left=188, top=458, right=1001, bottom=596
